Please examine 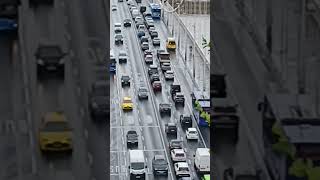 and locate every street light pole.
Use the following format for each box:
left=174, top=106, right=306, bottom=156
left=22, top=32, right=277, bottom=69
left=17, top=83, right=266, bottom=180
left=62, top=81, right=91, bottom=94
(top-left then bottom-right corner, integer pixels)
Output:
left=192, top=23, right=196, bottom=79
